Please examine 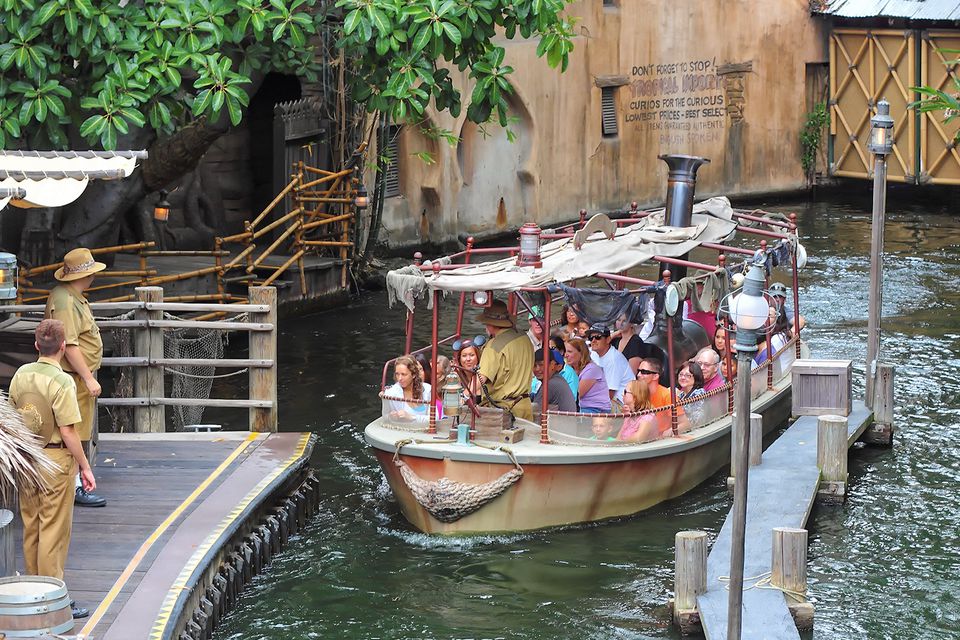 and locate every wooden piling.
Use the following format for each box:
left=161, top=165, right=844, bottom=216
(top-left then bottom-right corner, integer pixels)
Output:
left=816, top=414, right=848, bottom=502
left=673, top=530, right=707, bottom=635
left=134, top=287, right=165, bottom=432
left=728, top=412, right=762, bottom=490
left=863, top=362, right=894, bottom=446
left=0, top=509, right=14, bottom=576
left=771, top=527, right=814, bottom=630
left=248, top=286, right=278, bottom=432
